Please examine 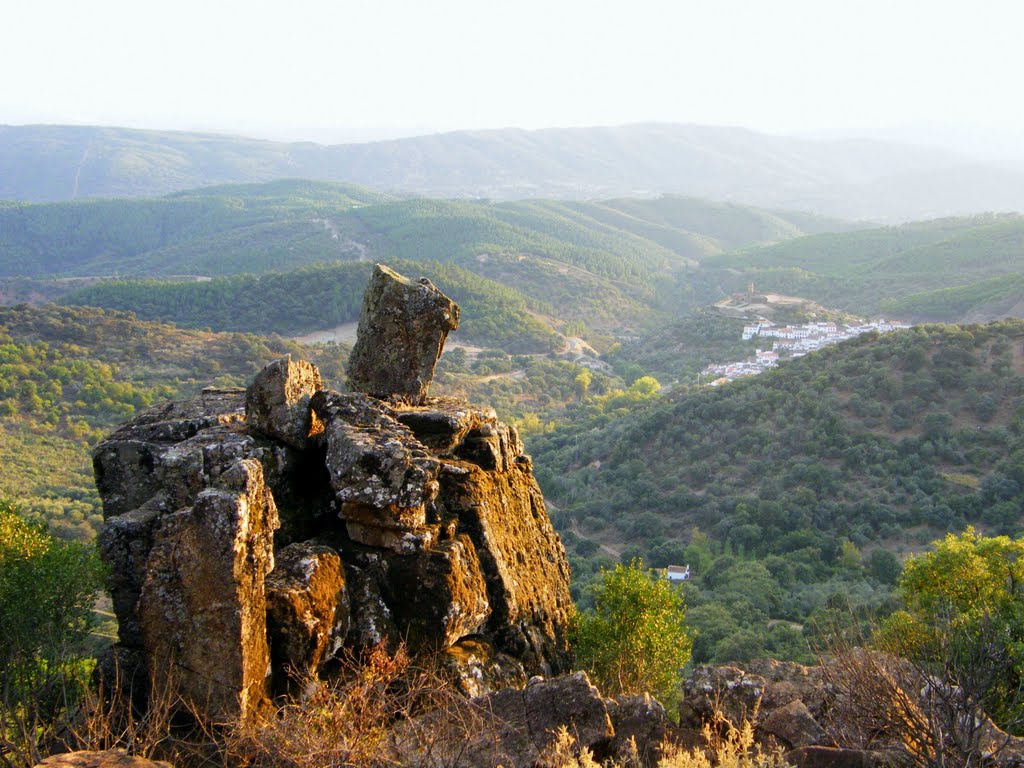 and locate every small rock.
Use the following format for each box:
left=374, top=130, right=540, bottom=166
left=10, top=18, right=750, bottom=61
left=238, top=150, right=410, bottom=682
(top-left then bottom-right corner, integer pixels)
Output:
left=245, top=355, right=323, bottom=449
left=763, top=698, right=827, bottom=749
